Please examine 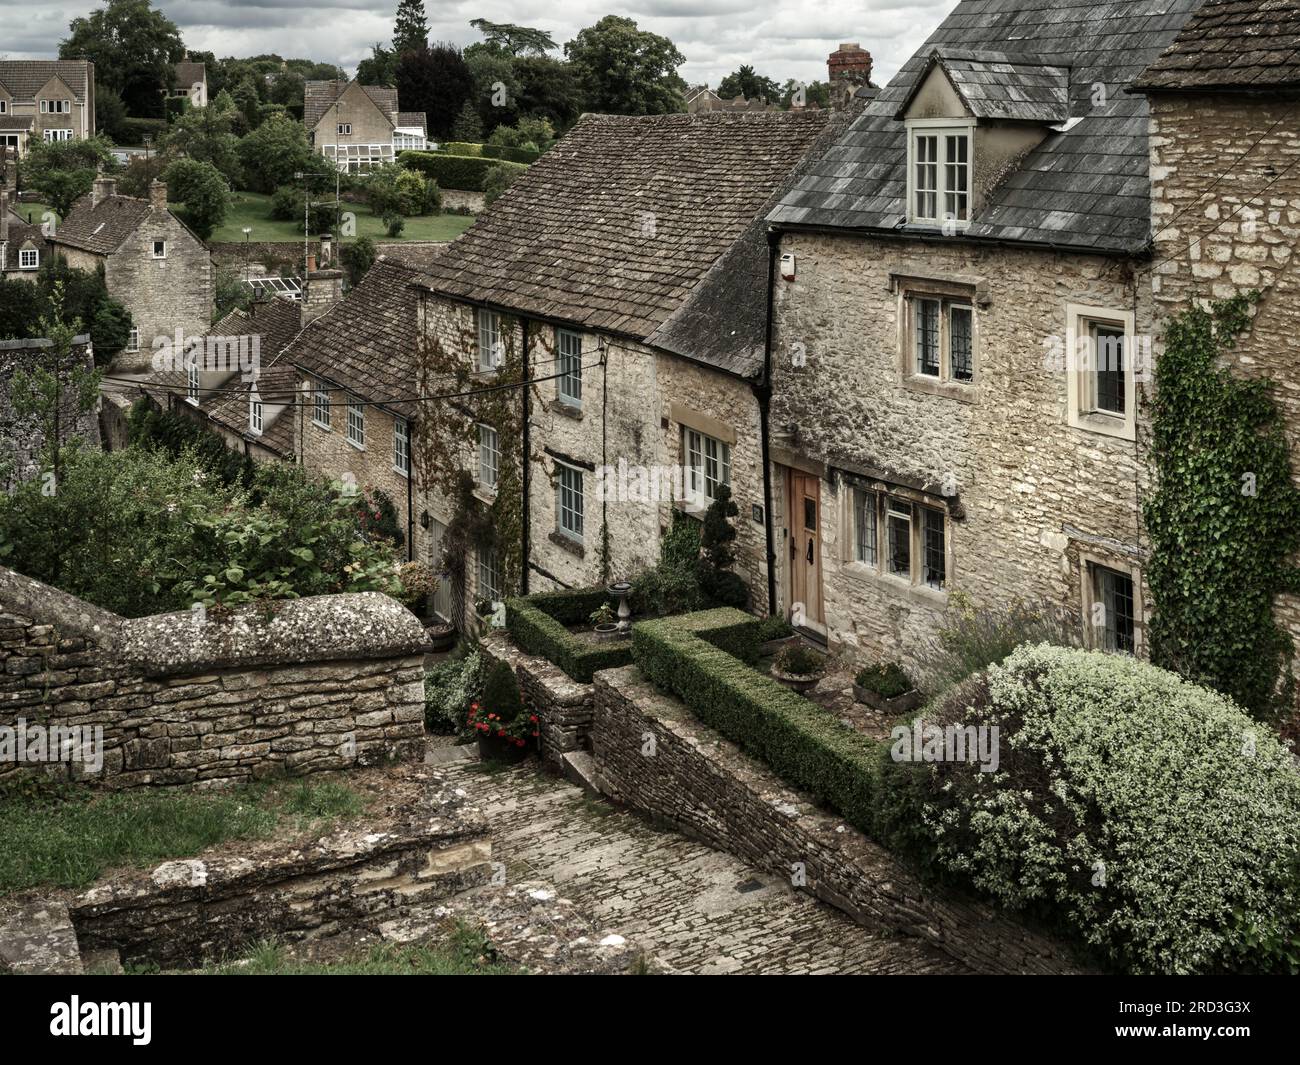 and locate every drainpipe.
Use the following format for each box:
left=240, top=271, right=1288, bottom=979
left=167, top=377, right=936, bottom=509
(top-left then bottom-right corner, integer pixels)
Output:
left=758, top=227, right=780, bottom=616
left=520, top=320, right=531, bottom=594
left=405, top=434, right=414, bottom=563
